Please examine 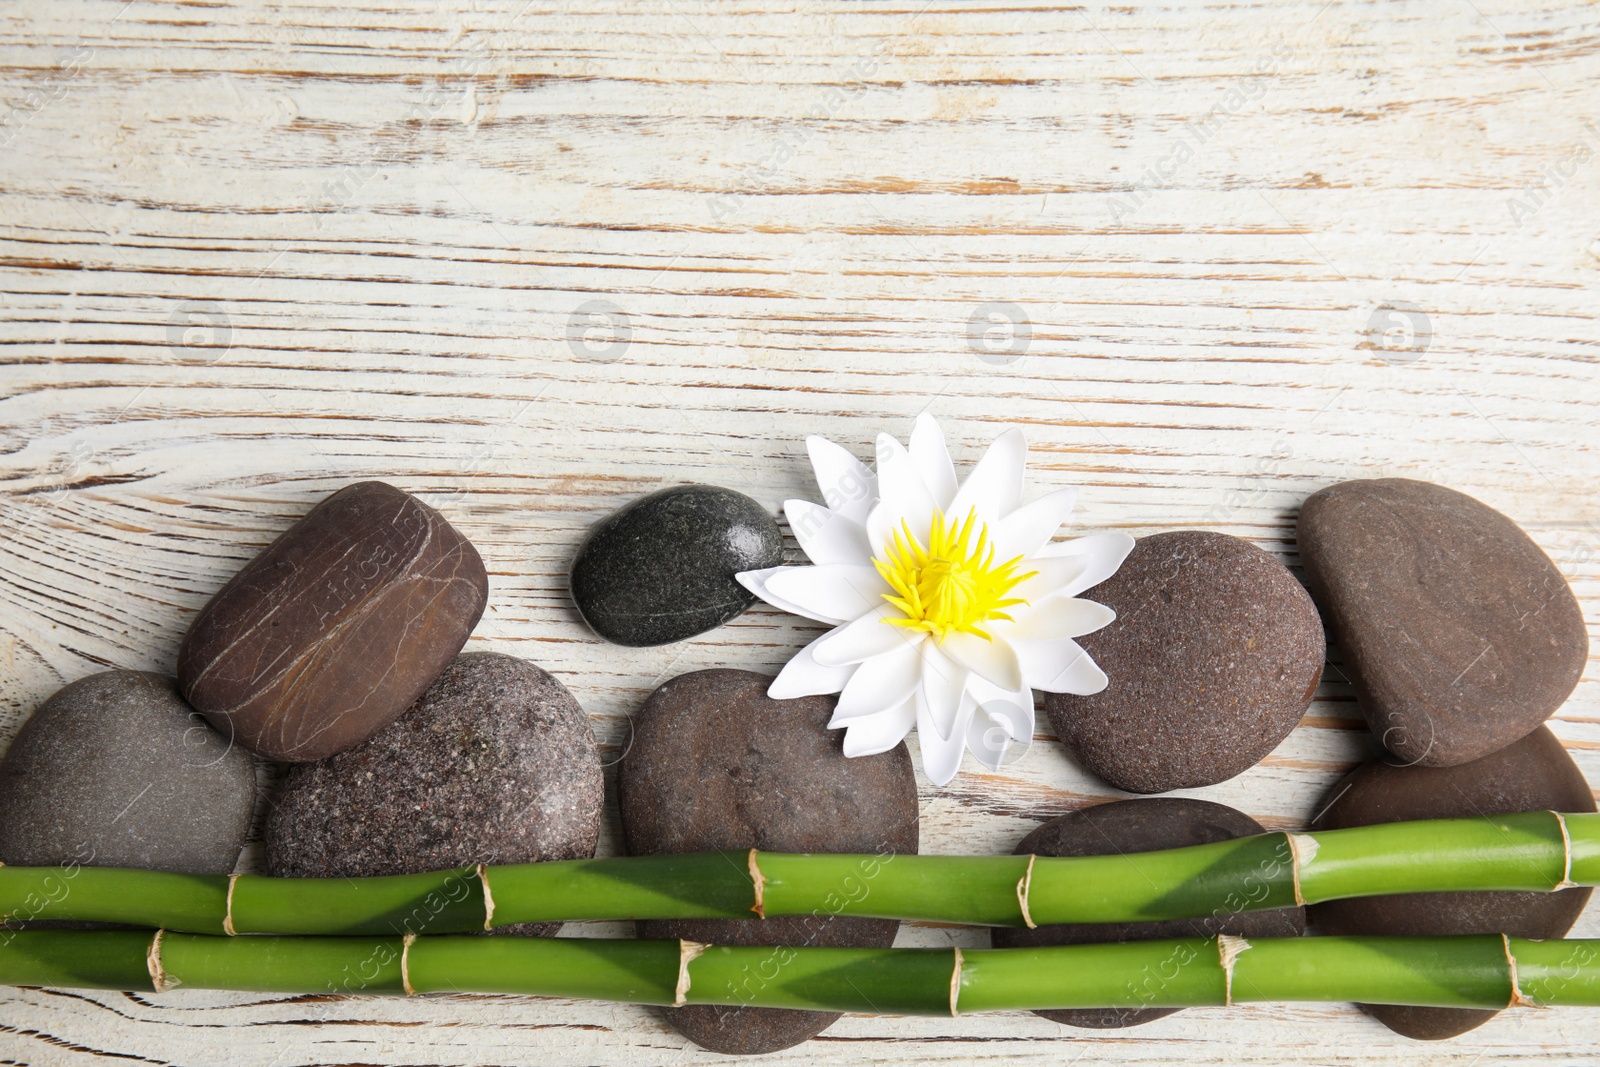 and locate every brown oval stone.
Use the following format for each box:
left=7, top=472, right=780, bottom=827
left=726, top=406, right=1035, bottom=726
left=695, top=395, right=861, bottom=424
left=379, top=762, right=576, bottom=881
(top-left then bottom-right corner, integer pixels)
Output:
left=619, top=668, right=918, bottom=1055
left=178, top=481, right=488, bottom=762
left=1310, top=726, right=1596, bottom=1040
left=1299, top=478, right=1586, bottom=767
left=991, top=798, right=1305, bottom=1028
left=264, top=652, right=604, bottom=938
left=1044, top=531, right=1325, bottom=794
